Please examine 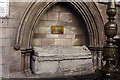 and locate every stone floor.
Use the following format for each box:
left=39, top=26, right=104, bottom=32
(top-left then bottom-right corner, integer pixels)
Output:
left=1, top=72, right=96, bottom=80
